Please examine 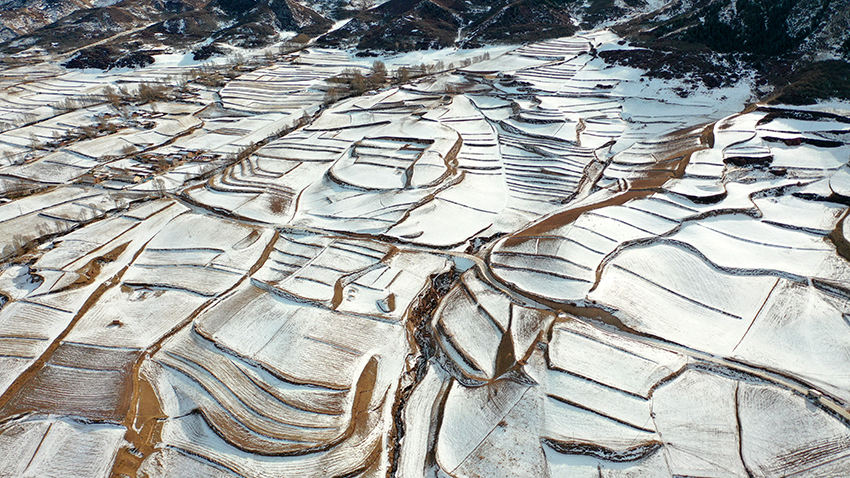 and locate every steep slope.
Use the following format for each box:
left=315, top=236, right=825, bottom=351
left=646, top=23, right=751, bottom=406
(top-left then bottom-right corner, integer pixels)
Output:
left=462, top=0, right=577, bottom=46
left=0, top=0, right=93, bottom=43
left=300, top=0, right=390, bottom=20
left=619, top=0, right=850, bottom=59
left=316, top=0, right=465, bottom=51
left=0, top=0, right=331, bottom=55
left=565, top=0, right=660, bottom=28
left=317, top=0, right=585, bottom=51
left=0, top=0, right=210, bottom=54
left=601, top=0, right=850, bottom=103
left=3, top=4, right=151, bottom=53
left=0, top=0, right=660, bottom=51
left=209, top=0, right=332, bottom=45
